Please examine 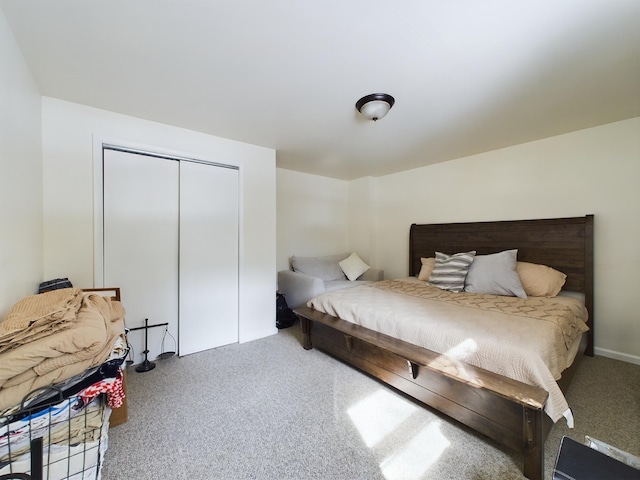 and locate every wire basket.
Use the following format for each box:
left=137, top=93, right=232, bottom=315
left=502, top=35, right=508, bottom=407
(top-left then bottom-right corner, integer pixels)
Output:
left=0, top=388, right=109, bottom=480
